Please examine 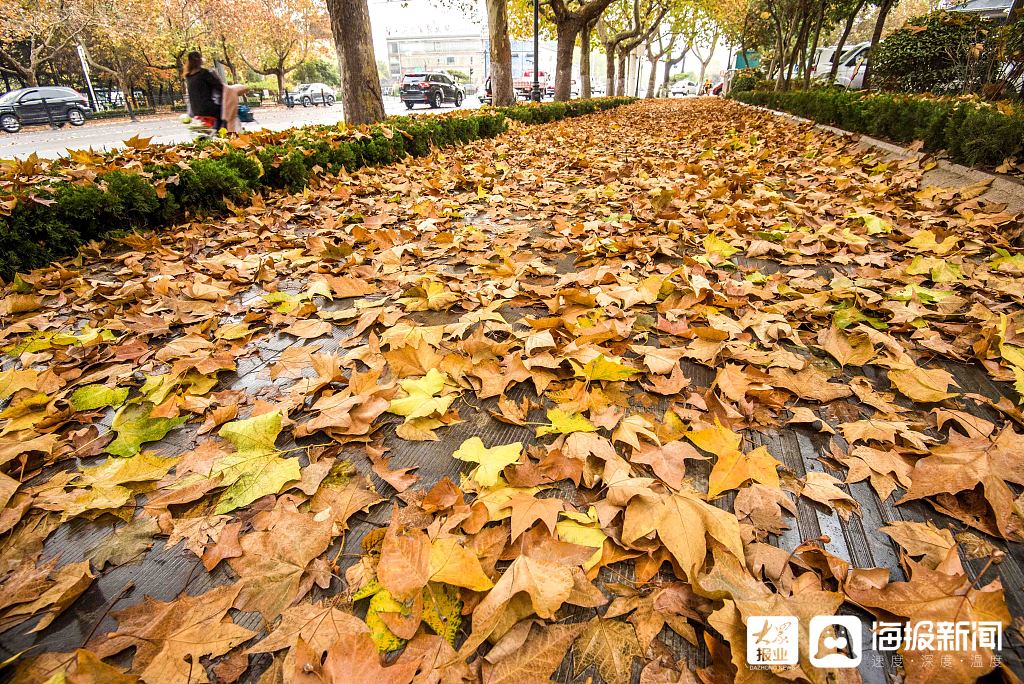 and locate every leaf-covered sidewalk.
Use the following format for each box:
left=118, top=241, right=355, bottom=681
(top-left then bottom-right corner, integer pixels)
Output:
left=1, top=98, right=1023, bottom=683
